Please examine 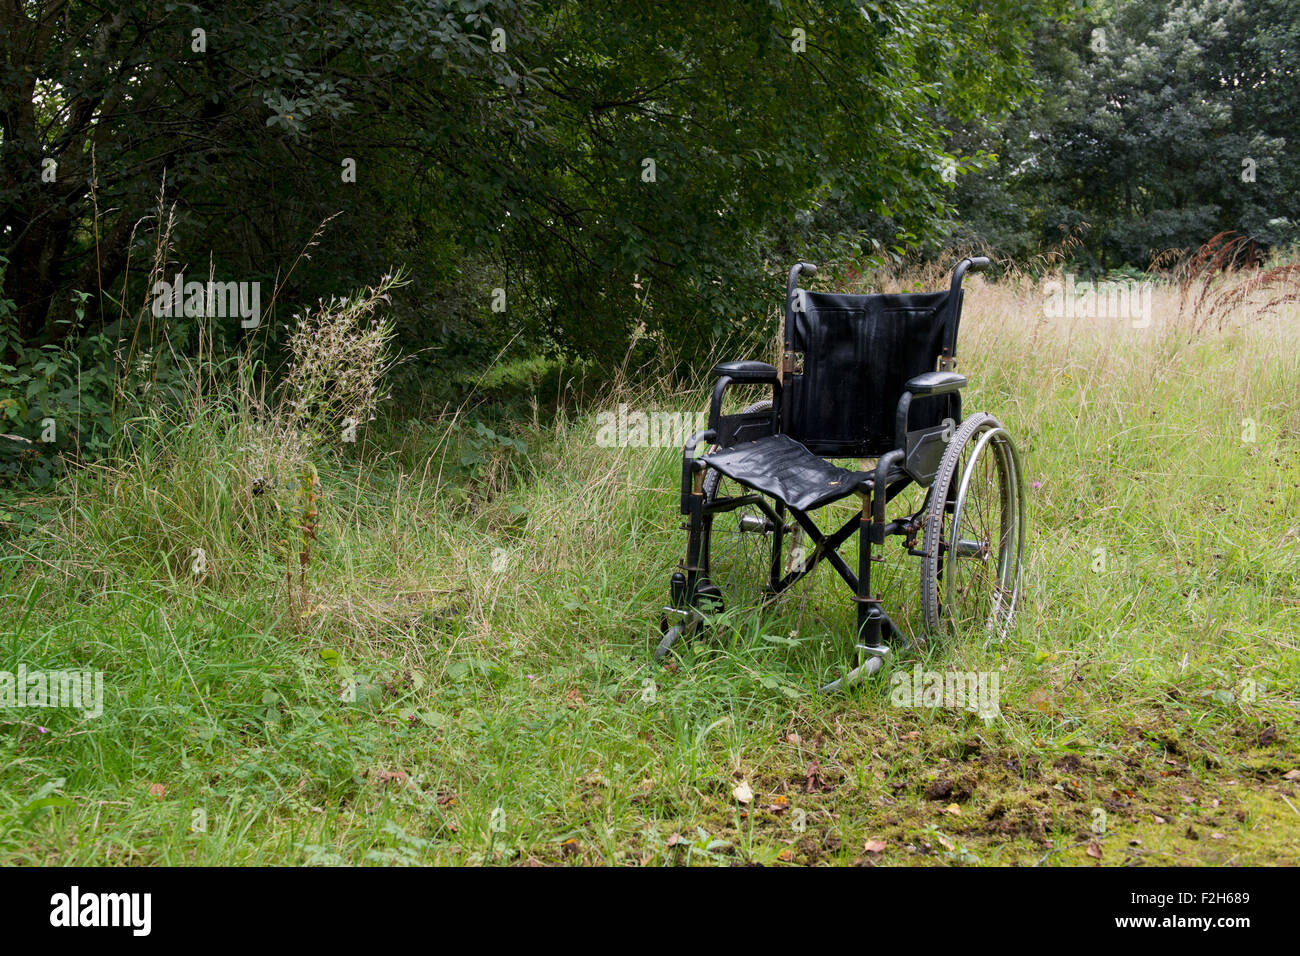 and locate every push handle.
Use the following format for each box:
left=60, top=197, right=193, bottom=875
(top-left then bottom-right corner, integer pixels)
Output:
left=785, top=261, right=817, bottom=339
left=782, top=261, right=817, bottom=432
left=943, top=256, right=993, bottom=363
left=949, top=255, right=991, bottom=298
left=786, top=261, right=817, bottom=308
